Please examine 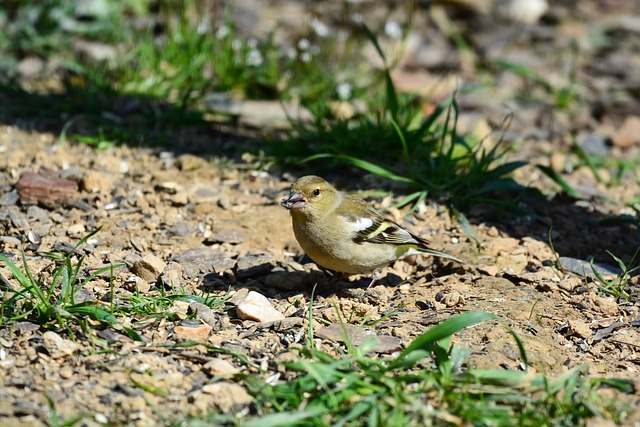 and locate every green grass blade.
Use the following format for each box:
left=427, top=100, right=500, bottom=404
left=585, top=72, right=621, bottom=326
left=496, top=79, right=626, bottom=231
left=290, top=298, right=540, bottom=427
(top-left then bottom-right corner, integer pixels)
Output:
left=390, top=311, right=496, bottom=369
left=536, top=165, right=581, bottom=199
left=243, top=407, right=328, bottom=427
